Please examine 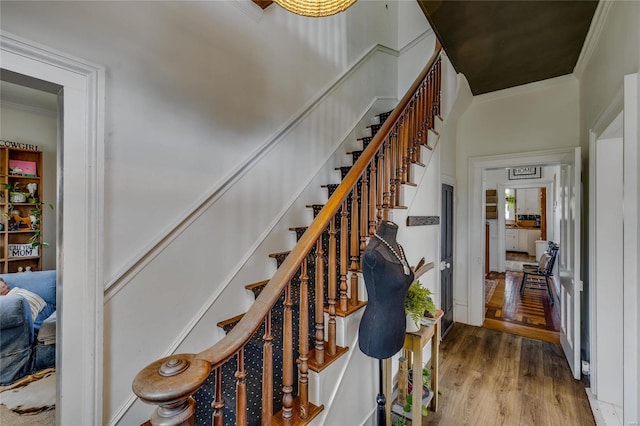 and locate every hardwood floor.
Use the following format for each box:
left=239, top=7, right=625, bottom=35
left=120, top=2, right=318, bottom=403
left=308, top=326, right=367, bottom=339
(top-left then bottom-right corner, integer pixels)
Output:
left=483, top=271, right=560, bottom=344
left=424, top=324, right=595, bottom=425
